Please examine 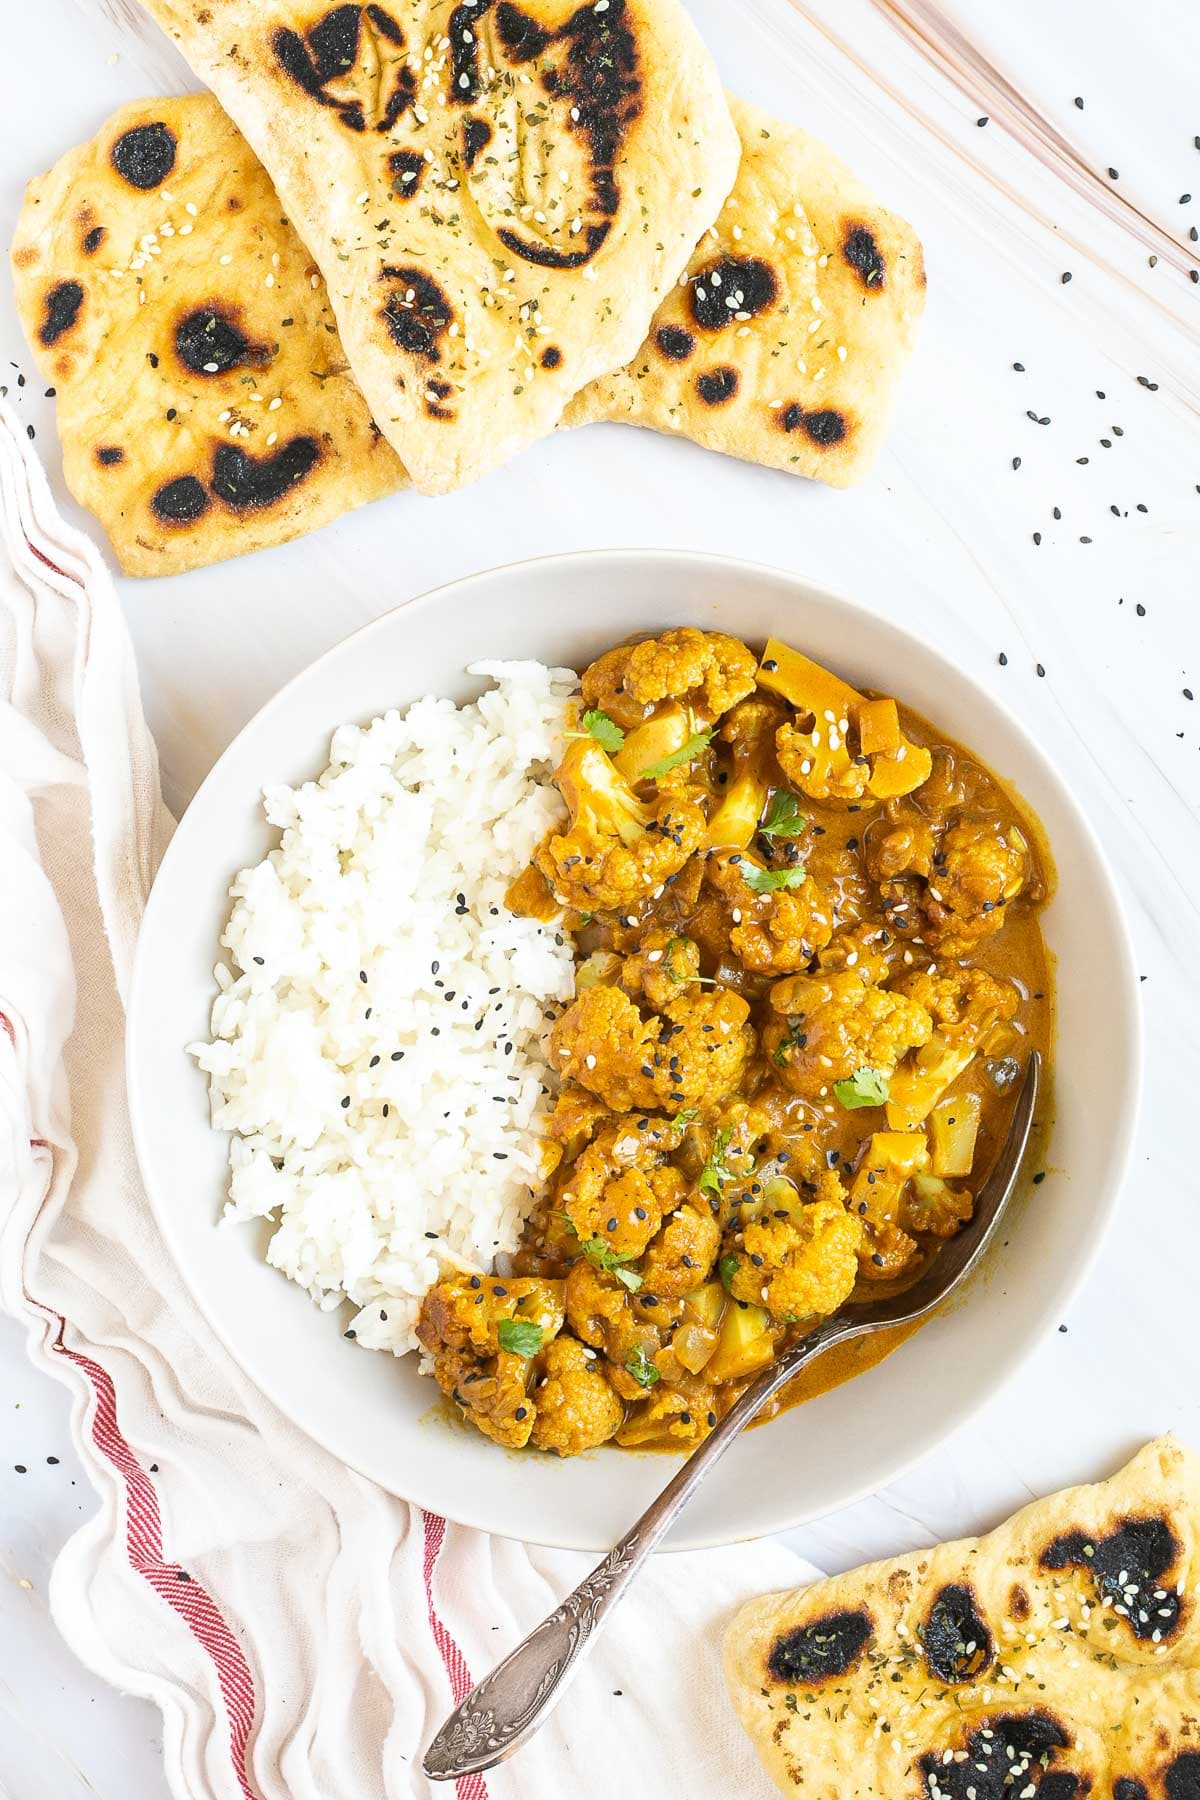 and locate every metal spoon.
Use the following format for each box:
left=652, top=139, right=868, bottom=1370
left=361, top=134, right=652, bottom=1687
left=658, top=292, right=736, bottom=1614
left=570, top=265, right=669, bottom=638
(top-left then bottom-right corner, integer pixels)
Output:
left=424, top=1050, right=1040, bottom=1782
